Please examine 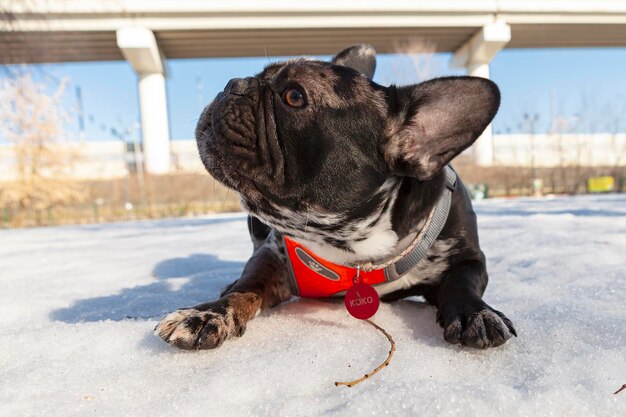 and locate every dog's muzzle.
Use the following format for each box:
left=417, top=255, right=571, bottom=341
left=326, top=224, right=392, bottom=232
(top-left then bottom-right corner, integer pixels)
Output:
left=223, top=77, right=259, bottom=96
